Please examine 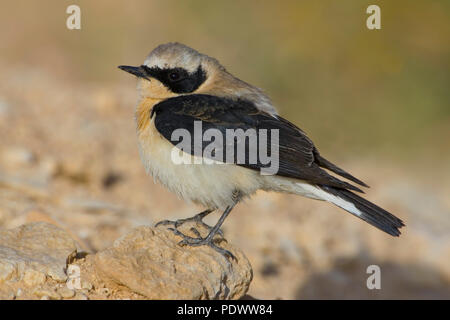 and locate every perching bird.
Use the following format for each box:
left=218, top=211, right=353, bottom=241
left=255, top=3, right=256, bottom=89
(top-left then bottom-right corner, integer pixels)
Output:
left=119, top=42, right=404, bottom=259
